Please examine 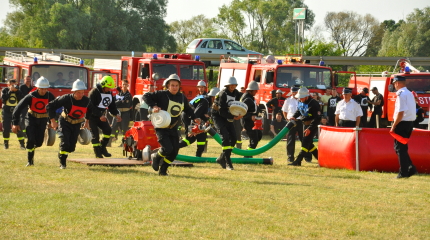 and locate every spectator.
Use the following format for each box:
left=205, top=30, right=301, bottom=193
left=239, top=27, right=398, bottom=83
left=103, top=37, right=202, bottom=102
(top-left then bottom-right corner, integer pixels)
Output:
left=270, top=112, right=287, bottom=138
left=110, top=80, right=132, bottom=146
left=353, top=87, right=371, bottom=127
left=335, top=88, right=363, bottom=127
left=266, top=89, right=286, bottom=120
left=320, top=88, right=332, bottom=116
left=327, top=88, right=342, bottom=126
